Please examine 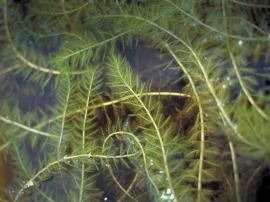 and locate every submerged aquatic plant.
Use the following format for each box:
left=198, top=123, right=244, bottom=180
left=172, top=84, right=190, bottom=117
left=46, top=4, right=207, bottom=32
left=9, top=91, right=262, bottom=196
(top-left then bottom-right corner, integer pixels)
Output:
left=0, top=0, right=270, bottom=201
